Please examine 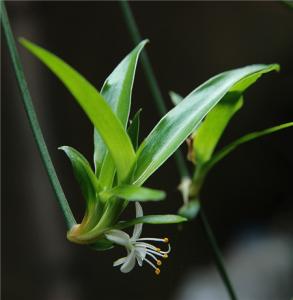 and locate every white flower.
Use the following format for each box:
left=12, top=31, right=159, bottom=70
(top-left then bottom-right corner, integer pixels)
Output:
left=105, top=202, right=171, bottom=275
